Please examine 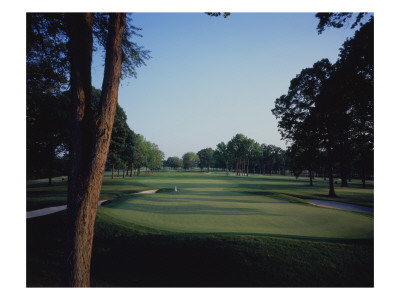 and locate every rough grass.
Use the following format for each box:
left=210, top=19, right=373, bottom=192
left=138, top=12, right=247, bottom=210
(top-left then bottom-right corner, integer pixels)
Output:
left=27, top=210, right=373, bottom=287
